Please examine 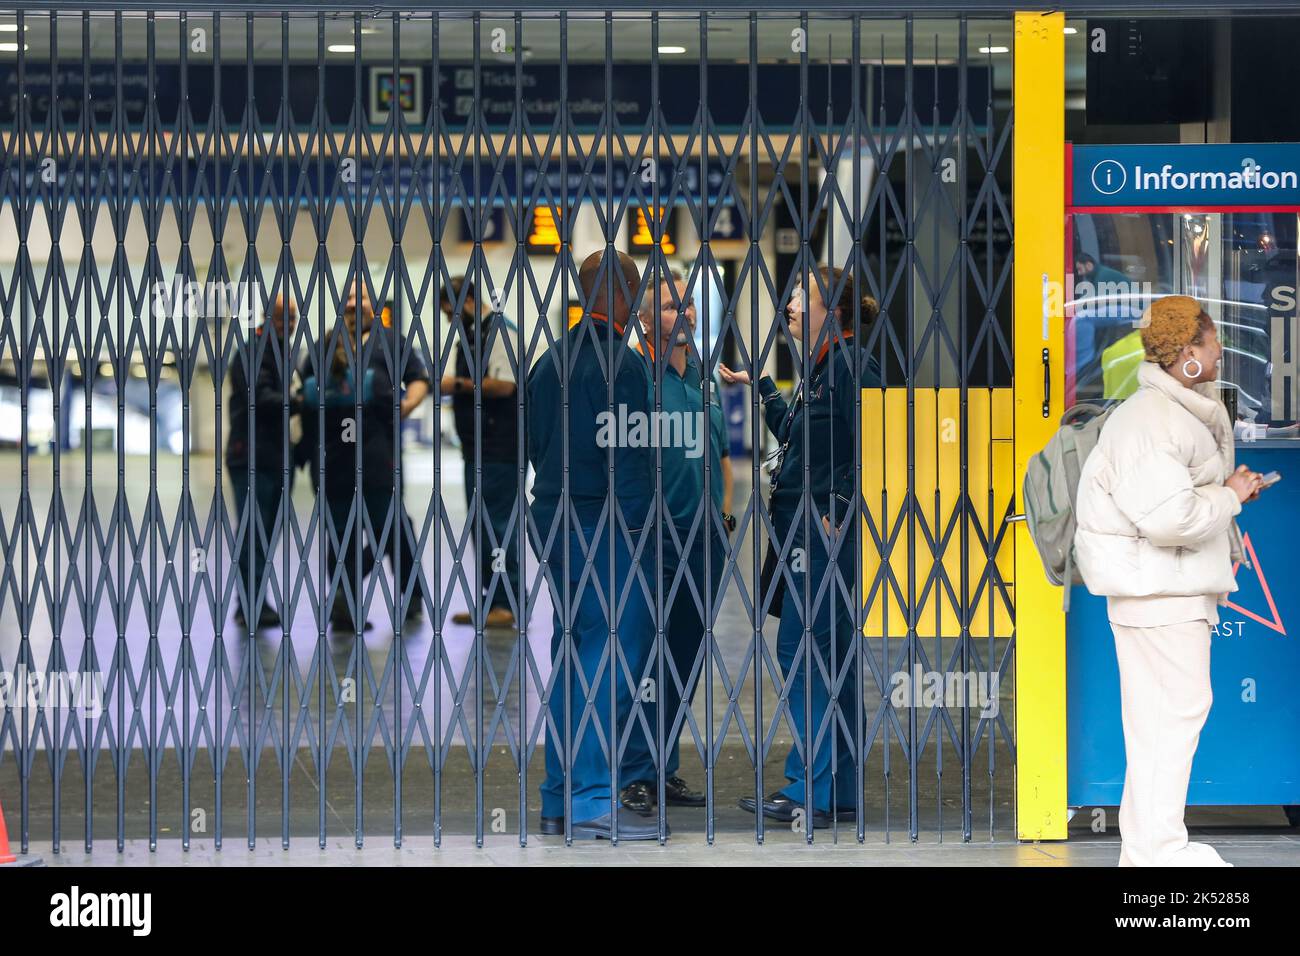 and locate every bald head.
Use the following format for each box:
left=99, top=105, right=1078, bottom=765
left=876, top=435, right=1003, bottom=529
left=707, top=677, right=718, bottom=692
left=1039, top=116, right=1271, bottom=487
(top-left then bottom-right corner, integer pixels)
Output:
left=269, top=293, right=297, bottom=337
left=578, top=250, right=641, bottom=326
